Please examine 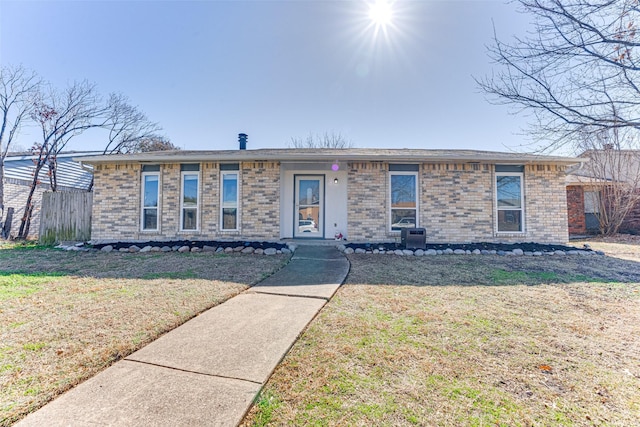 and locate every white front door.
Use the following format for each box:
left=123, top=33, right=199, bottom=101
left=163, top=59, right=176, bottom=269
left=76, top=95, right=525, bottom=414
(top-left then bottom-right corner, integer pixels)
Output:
left=294, top=175, right=324, bottom=238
